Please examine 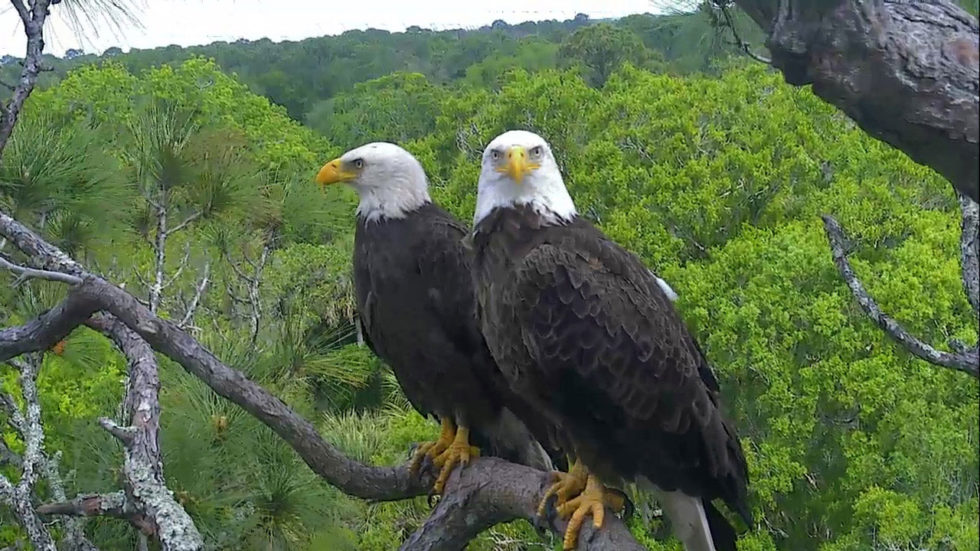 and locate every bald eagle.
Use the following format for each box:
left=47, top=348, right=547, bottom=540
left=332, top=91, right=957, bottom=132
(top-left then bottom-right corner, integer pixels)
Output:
left=469, top=130, right=751, bottom=551
left=316, top=142, right=554, bottom=493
